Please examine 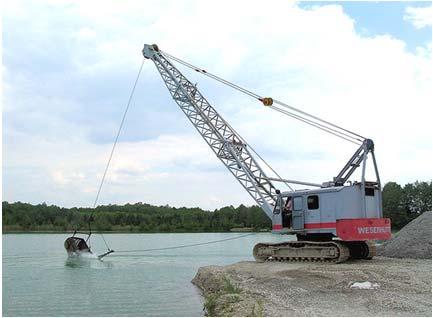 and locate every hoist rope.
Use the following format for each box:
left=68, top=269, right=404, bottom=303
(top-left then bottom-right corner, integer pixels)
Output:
left=161, top=50, right=365, bottom=144
left=108, top=233, right=256, bottom=255
left=99, top=232, right=111, bottom=251
left=89, top=58, right=145, bottom=251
